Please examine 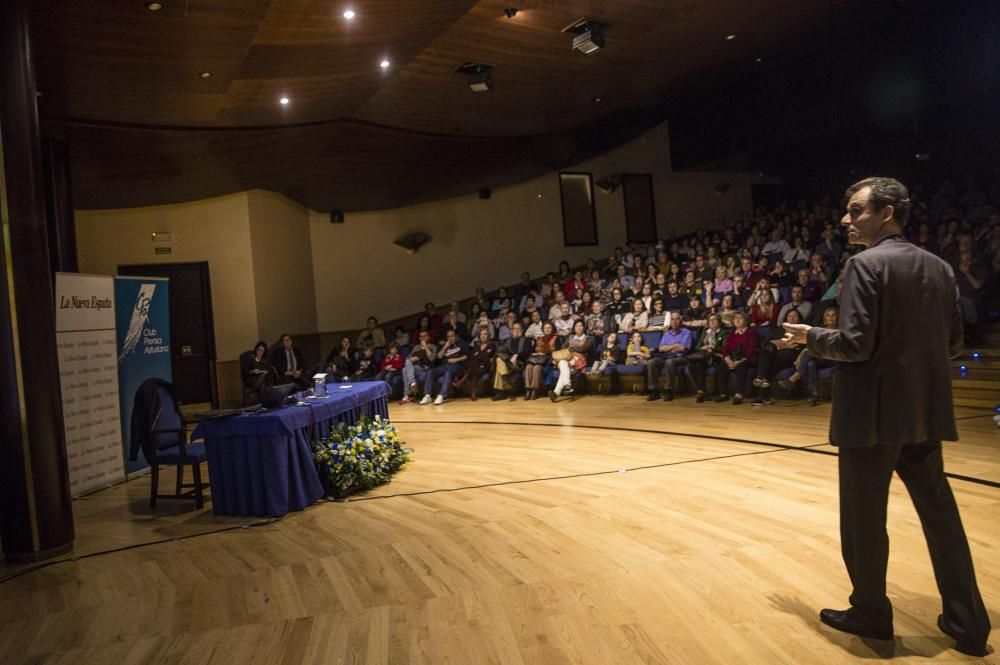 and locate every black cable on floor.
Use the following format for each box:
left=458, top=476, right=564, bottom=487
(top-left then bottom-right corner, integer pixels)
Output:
left=345, top=442, right=834, bottom=503
left=0, top=516, right=282, bottom=587
left=391, top=419, right=1000, bottom=488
